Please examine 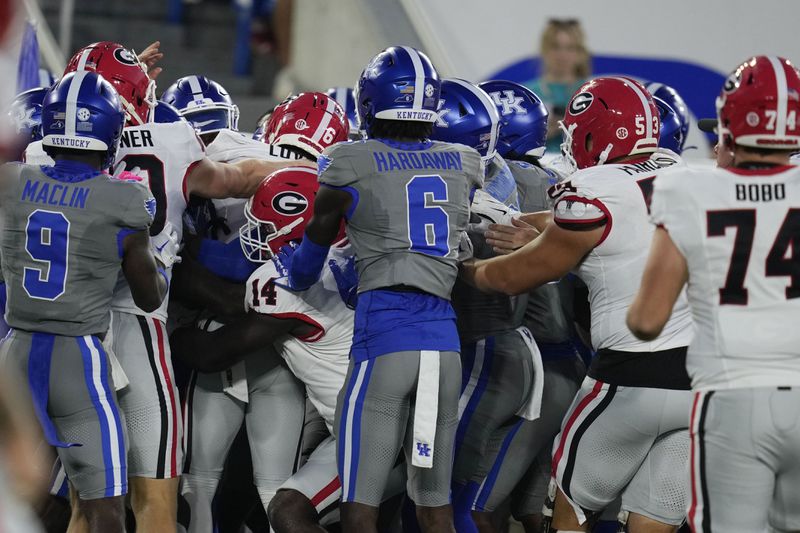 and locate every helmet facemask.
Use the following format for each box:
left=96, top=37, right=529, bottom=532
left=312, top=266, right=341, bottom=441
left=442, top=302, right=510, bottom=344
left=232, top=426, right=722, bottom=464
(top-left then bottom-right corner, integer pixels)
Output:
left=239, top=200, right=306, bottom=263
